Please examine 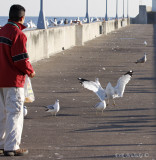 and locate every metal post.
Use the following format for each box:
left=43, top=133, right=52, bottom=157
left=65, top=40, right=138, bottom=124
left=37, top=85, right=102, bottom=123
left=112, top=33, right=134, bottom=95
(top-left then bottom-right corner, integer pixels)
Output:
left=127, top=0, right=129, bottom=18
left=85, top=0, right=90, bottom=23
left=116, top=0, right=118, bottom=19
left=37, top=0, right=47, bottom=29
left=123, top=0, right=124, bottom=18
left=105, top=0, right=108, bottom=21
